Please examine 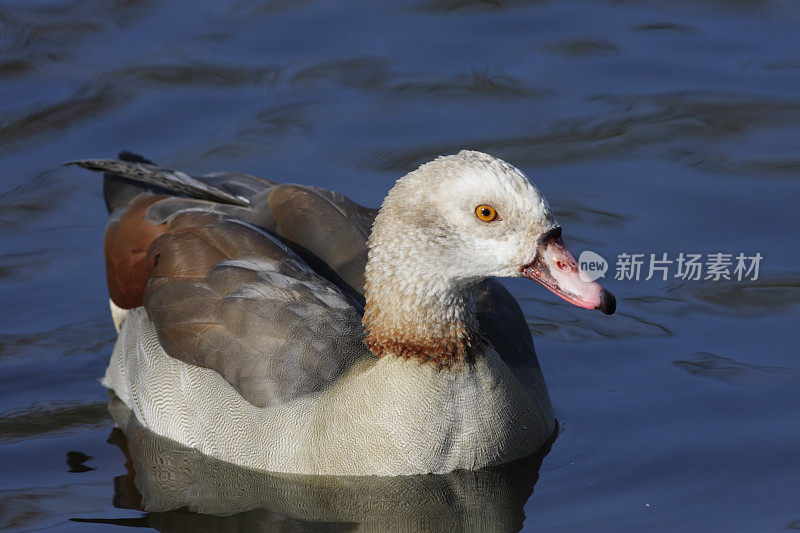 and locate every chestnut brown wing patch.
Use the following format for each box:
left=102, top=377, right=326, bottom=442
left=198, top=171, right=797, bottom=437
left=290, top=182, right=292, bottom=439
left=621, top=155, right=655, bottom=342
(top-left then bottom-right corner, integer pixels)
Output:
left=104, top=194, right=169, bottom=309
